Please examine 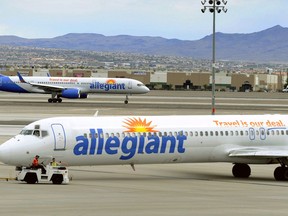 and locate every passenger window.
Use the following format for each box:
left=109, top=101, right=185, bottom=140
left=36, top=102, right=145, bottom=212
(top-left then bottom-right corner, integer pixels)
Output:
left=200, top=131, right=203, bottom=136
left=210, top=131, right=213, bottom=136
left=190, top=131, right=193, bottom=136
left=215, top=131, right=219, bottom=136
